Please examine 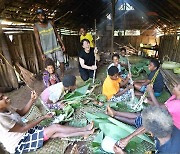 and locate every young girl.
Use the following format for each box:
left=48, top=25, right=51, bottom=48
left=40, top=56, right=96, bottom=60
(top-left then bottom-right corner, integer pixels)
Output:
left=43, top=58, right=60, bottom=88
left=108, top=54, right=121, bottom=74
left=0, top=91, right=94, bottom=154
